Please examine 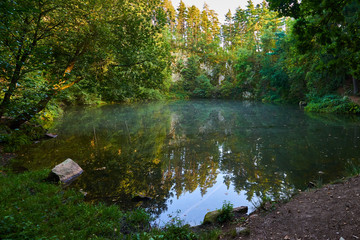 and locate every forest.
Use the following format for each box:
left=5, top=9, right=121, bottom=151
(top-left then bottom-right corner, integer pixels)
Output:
left=1, top=0, right=360, bottom=132
left=1, top=0, right=360, bottom=239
